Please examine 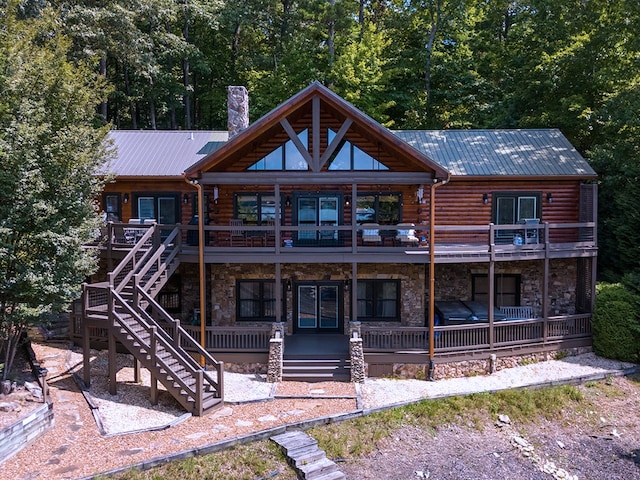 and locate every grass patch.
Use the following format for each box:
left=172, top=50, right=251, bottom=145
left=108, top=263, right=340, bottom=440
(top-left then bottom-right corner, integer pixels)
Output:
left=112, top=441, right=296, bottom=480
left=312, top=385, right=585, bottom=459
left=112, top=383, right=590, bottom=478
